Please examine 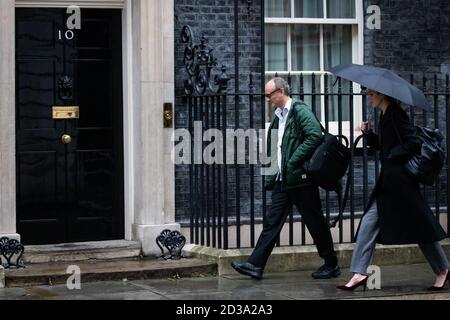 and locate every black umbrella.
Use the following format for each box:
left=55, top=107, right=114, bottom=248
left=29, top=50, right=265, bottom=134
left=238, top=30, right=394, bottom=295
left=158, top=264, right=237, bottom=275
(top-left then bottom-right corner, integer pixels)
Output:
left=329, top=64, right=431, bottom=111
